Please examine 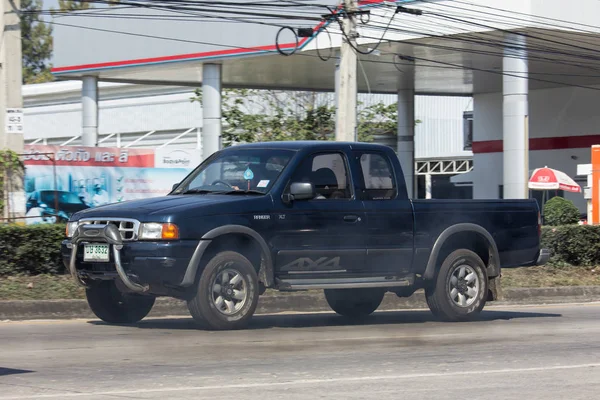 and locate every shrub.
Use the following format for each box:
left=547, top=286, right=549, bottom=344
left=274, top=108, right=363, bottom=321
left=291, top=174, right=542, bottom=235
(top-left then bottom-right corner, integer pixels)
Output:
left=541, top=225, right=600, bottom=266
left=543, top=196, right=580, bottom=226
left=0, top=224, right=67, bottom=276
